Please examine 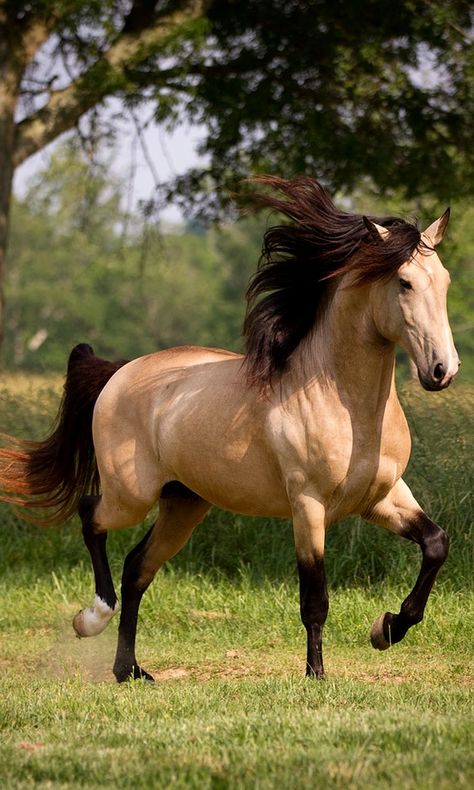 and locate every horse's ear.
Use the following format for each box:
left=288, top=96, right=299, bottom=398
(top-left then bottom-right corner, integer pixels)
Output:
left=363, top=216, right=390, bottom=241
left=423, top=208, right=450, bottom=246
